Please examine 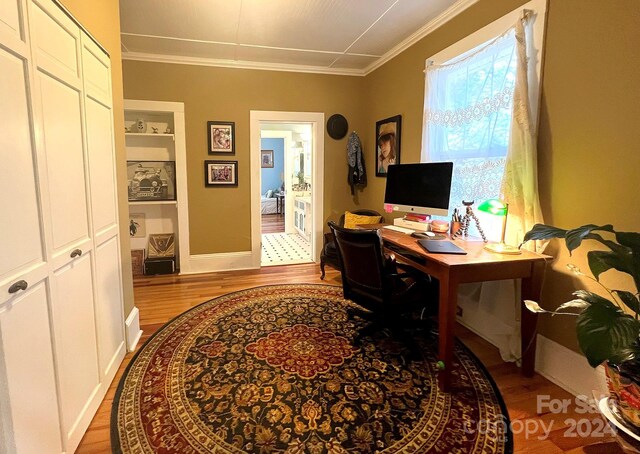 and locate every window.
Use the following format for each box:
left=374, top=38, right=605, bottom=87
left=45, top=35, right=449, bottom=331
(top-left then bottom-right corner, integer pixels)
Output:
left=422, top=0, right=546, bottom=240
